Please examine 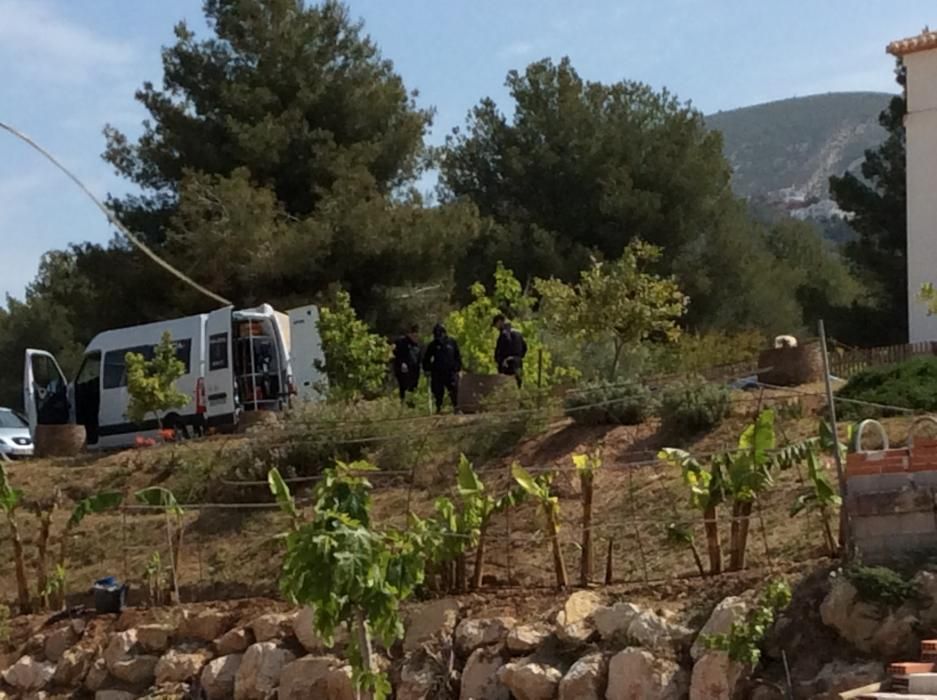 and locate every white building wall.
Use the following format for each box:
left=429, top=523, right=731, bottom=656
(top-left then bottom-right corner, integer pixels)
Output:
left=905, top=51, right=937, bottom=341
